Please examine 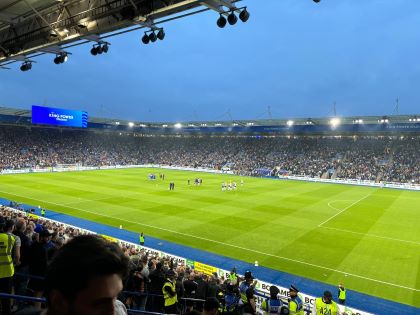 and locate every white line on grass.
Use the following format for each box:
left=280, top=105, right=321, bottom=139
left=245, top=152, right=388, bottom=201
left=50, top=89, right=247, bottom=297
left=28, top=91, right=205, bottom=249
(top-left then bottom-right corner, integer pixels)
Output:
left=319, top=226, right=420, bottom=246
left=61, top=192, right=141, bottom=206
left=1, top=189, right=419, bottom=292
left=327, top=200, right=356, bottom=211
left=318, top=191, right=375, bottom=227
